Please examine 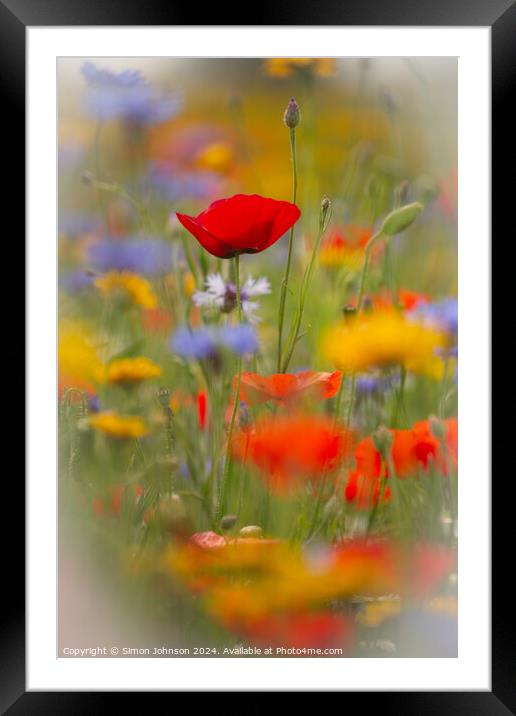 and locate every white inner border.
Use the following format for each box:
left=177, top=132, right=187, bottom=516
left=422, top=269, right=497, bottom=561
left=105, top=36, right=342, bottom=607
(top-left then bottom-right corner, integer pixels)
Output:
left=27, top=27, right=490, bottom=691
